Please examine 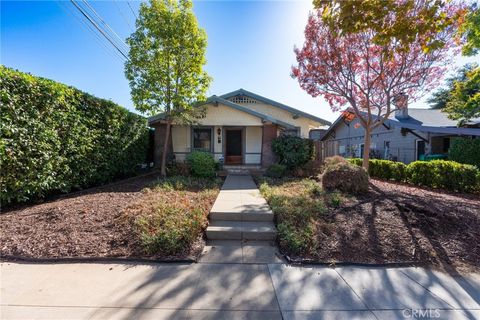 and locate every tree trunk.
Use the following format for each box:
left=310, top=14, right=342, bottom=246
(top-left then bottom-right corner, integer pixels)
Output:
left=362, top=127, right=371, bottom=172
left=160, top=120, right=172, bottom=176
